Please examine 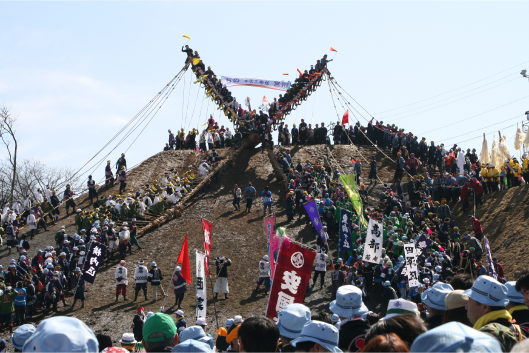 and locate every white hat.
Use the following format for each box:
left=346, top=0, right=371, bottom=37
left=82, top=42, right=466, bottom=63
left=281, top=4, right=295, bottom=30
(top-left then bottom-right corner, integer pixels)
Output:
left=422, top=282, right=454, bottom=311
left=176, top=310, right=184, bottom=317
left=233, top=315, right=243, bottom=325
left=505, top=281, right=524, bottom=304
left=329, top=285, right=368, bottom=318
left=291, top=321, right=341, bottom=353
left=277, top=304, right=311, bottom=339
left=195, top=317, right=207, bottom=326
left=463, top=275, right=508, bottom=307
left=263, top=255, right=269, bottom=261
left=383, top=299, right=419, bottom=320
left=119, top=333, right=137, bottom=345
left=175, top=266, right=182, bottom=272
